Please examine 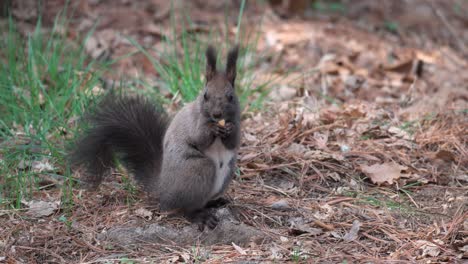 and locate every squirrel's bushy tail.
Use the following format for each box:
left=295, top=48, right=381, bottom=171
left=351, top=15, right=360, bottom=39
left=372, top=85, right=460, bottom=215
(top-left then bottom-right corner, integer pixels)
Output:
left=71, top=94, right=168, bottom=190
